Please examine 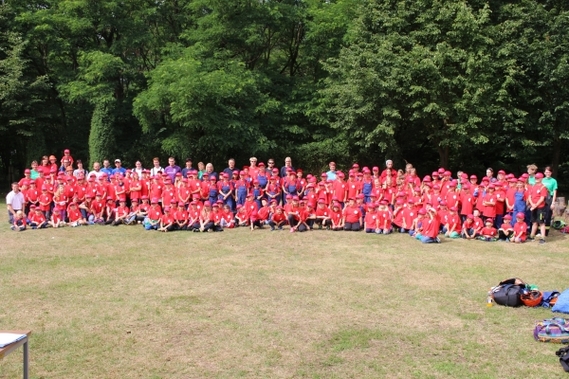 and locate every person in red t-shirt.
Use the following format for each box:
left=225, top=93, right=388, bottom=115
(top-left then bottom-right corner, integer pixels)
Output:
left=28, top=205, right=47, bottom=229
left=377, top=200, right=393, bottom=234
left=528, top=172, right=548, bottom=243
left=461, top=214, right=476, bottom=240
left=342, top=198, right=362, bottom=231
left=478, top=218, right=497, bottom=241
left=158, top=207, right=175, bottom=232
left=416, top=205, right=440, bottom=243
left=443, top=206, right=461, bottom=238
left=187, top=202, right=201, bottom=231
left=111, top=200, right=130, bottom=226
left=364, top=202, right=379, bottom=233
left=314, top=199, right=331, bottom=229
left=512, top=212, right=528, bottom=243
left=144, top=199, right=162, bottom=230
left=67, top=201, right=86, bottom=226
left=498, top=214, right=514, bottom=241
left=268, top=206, right=287, bottom=230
